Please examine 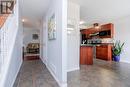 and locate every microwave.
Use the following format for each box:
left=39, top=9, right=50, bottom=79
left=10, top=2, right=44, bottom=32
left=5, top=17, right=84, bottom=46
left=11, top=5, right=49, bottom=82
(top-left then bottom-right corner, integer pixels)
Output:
left=99, top=30, right=110, bottom=36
